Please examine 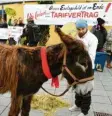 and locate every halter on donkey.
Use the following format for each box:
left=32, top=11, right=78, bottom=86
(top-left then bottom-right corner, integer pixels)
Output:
left=0, top=27, right=93, bottom=116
